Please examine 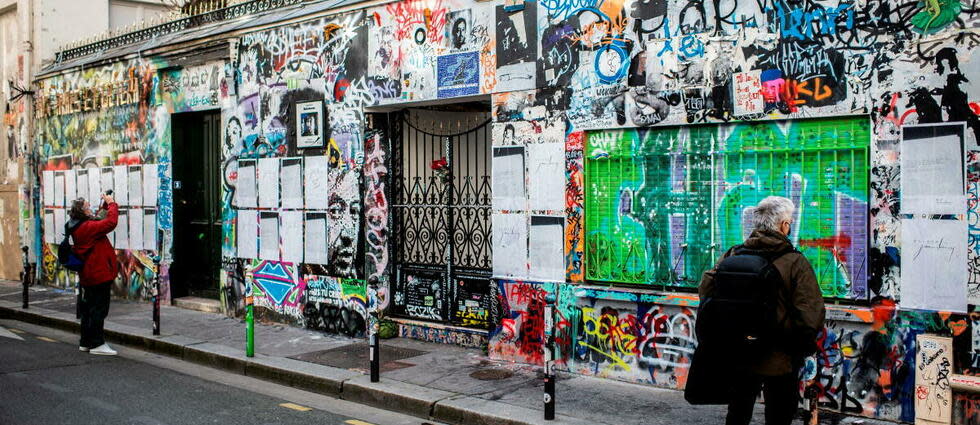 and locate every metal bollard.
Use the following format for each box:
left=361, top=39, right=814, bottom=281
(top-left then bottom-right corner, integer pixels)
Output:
left=152, top=255, right=161, bottom=336
left=544, top=294, right=556, bottom=420
left=21, top=246, right=29, bottom=309
left=369, top=312, right=380, bottom=383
